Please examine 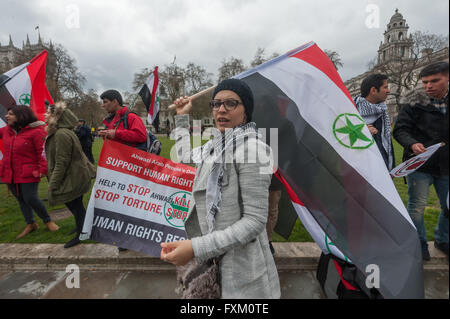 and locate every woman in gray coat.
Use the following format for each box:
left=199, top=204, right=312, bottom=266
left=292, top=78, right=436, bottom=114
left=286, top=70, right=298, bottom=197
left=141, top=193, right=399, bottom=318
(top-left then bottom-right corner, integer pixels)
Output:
left=161, top=79, right=281, bottom=299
